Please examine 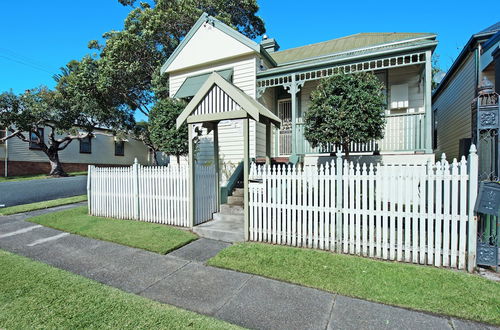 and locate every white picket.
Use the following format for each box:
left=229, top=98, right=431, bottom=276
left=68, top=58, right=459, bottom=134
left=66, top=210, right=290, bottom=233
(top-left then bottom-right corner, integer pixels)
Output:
left=246, top=146, right=478, bottom=272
